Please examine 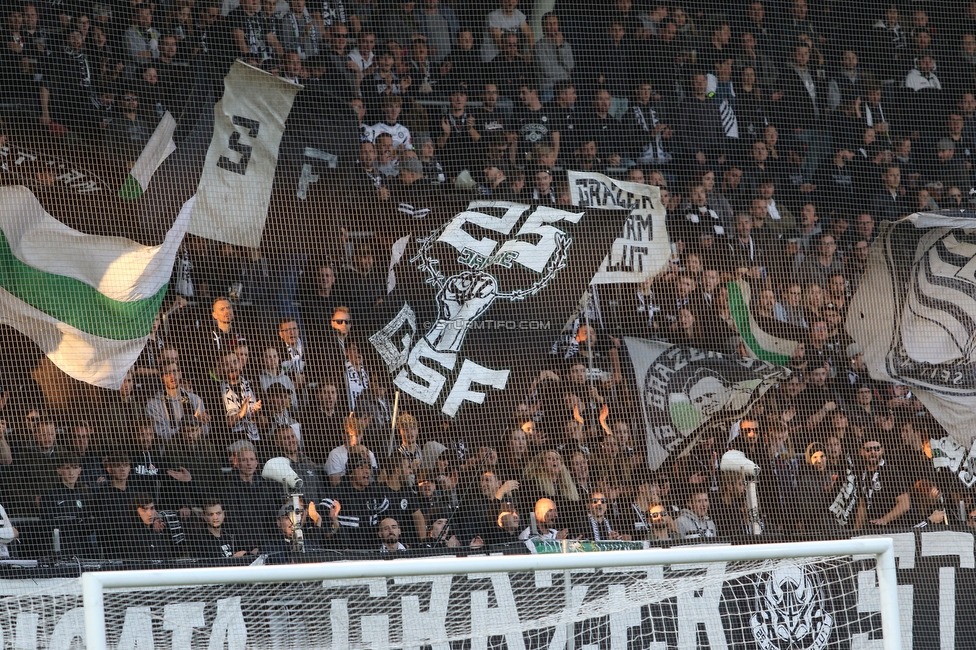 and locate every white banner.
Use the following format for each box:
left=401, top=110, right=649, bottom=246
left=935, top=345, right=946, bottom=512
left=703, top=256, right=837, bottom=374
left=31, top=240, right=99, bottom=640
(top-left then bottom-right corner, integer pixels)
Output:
left=567, top=171, right=669, bottom=285
left=847, top=213, right=976, bottom=449
left=189, top=61, right=301, bottom=248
